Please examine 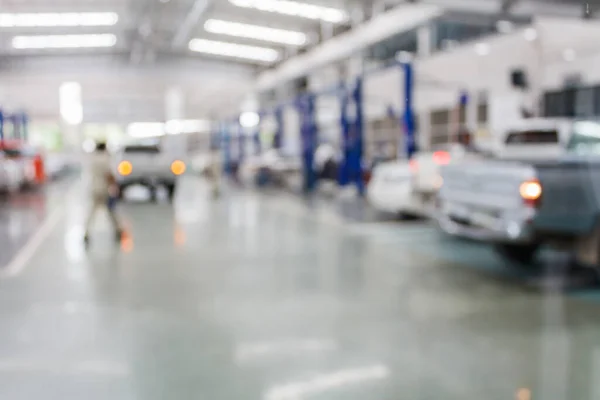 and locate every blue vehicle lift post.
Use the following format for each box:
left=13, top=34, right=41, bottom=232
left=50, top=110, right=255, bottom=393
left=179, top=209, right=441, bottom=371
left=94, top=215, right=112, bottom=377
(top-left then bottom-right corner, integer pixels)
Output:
left=338, top=83, right=351, bottom=186
left=273, top=107, right=284, bottom=150
left=298, top=93, right=317, bottom=193
left=402, top=62, right=417, bottom=158
left=221, top=122, right=231, bottom=176
left=349, top=77, right=365, bottom=196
